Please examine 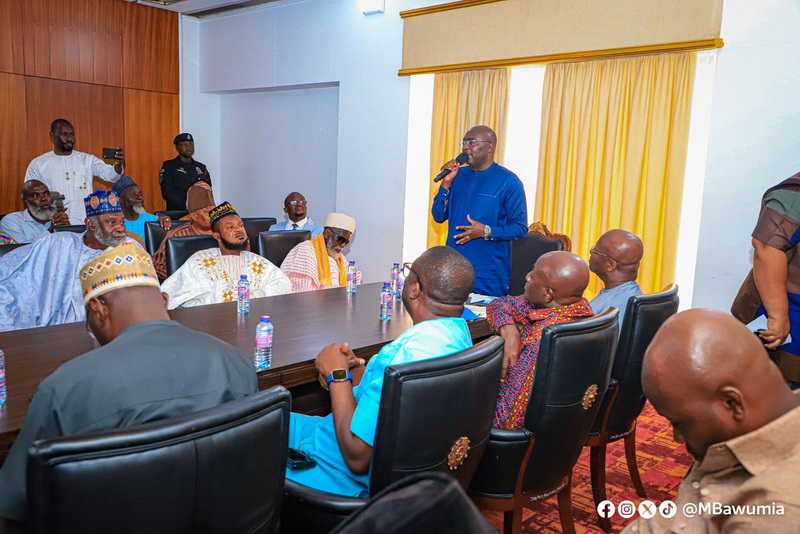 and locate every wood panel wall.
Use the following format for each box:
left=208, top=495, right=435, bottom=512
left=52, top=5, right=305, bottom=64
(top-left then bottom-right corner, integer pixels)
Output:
left=0, top=0, right=179, bottom=216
